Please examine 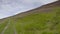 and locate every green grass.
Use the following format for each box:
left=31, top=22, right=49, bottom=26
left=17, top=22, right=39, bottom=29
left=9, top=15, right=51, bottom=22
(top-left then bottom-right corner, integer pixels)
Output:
left=0, top=20, right=8, bottom=34
left=4, top=20, right=14, bottom=34
left=0, top=7, right=60, bottom=34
